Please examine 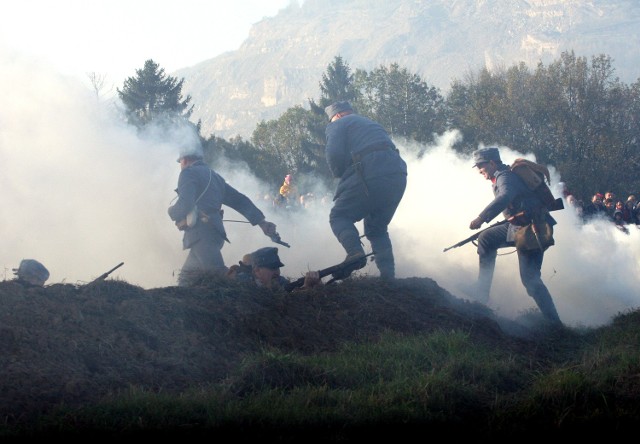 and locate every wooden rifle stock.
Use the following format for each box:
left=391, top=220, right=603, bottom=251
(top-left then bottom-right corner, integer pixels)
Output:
left=284, top=253, right=374, bottom=292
